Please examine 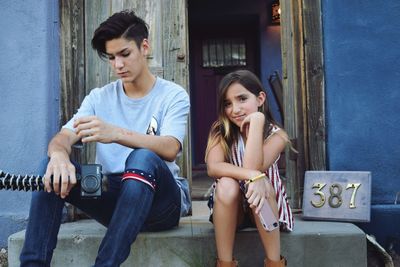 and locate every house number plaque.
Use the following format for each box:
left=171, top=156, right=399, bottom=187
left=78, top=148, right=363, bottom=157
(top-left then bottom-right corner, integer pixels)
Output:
left=302, top=171, right=371, bottom=222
